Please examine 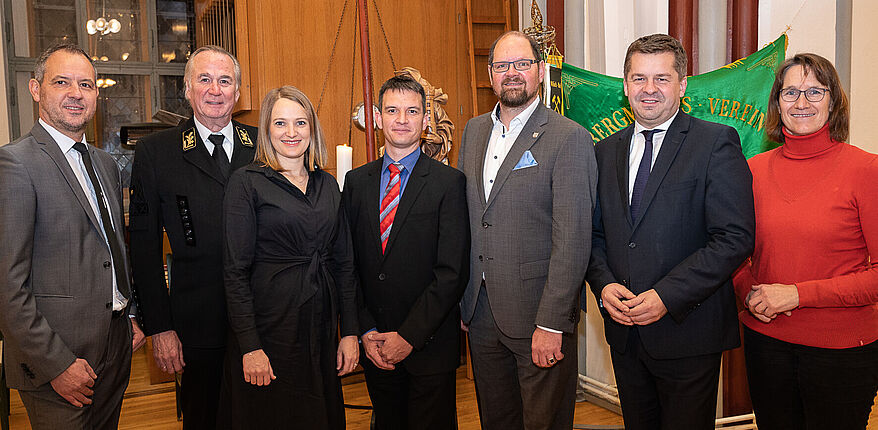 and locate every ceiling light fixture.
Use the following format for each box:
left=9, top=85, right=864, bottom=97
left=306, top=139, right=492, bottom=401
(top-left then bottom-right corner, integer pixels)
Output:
left=86, top=0, right=122, bottom=36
